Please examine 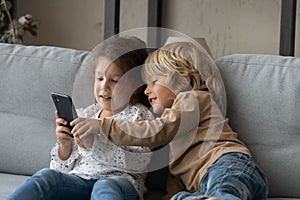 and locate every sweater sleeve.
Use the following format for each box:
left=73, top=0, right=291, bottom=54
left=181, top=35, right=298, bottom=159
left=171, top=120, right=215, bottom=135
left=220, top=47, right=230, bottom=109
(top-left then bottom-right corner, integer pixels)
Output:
left=49, top=142, right=79, bottom=173
left=98, top=91, right=201, bottom=147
